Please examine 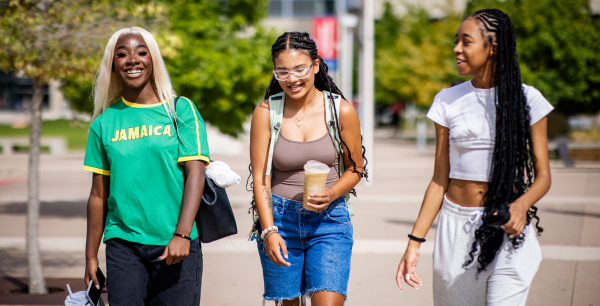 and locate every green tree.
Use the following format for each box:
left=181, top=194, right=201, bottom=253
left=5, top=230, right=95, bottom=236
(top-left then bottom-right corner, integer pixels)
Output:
left=0, top=0, right=158, bottom=294
left=375, top=2, right=465, bottom=106
left=61, top=0, right=275, bottom=137
left=466, top=0, right=600, bottom=115
left=164, top=0, right=274, bottom=137
left=61, top=78, right=94, bottom=117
